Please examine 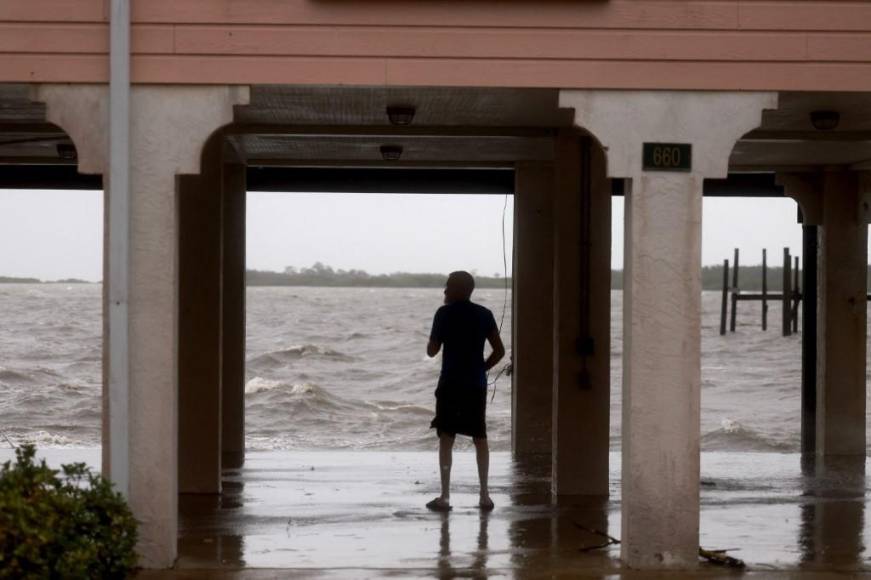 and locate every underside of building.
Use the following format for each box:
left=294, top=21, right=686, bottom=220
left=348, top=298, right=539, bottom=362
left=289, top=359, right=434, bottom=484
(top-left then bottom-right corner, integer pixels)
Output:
left=1, top=0, right=870, bottom=572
